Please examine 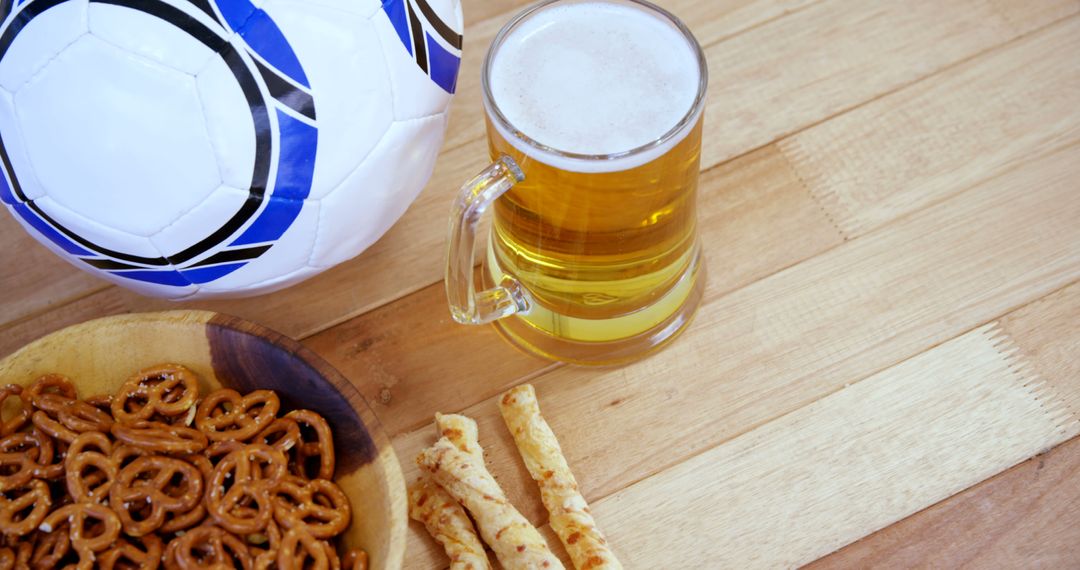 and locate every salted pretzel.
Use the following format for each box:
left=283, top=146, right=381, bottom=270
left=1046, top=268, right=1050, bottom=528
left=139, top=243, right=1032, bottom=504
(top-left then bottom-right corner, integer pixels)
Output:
left=112, top=420, right=208, bottom=454
left=112, top=364, right=200, bottom=425
left=254, top=417, right=302, bottom=453
left=196, top=389, right=280, bottom=442
left=271, top=476, right=351, bottom=539
left=342, top=548, right=369, bottom=570
left=57, top=399, right=114, bottom=434
left=285, top=409, right=335, bottom=480
left=0, top=385, right=29, bottom=436
left=27, top=519, right=72, bottom=568
left=206, top=443, right=287, bottom=534
left=40, top=503, right=122, bottom=570
left=0, top=479, right=51, bottom=536
left=98, top=534, right=163, bottom=570
left=173, top=524, right=253, bottom=570
left=0, top=546, right=12, bottom=570
left=31, top=410, right=78, bottom=443
left=0, top=429, right=56, bottom=490
left=278, top=527, right=328, bottom=570
left=65, top=431, right=116, bottom=503
left=23, top=374, right=77, bottom=411
left=110, top=455, right=204, bottom=536
left=249, top=519, right=283, bottom=570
